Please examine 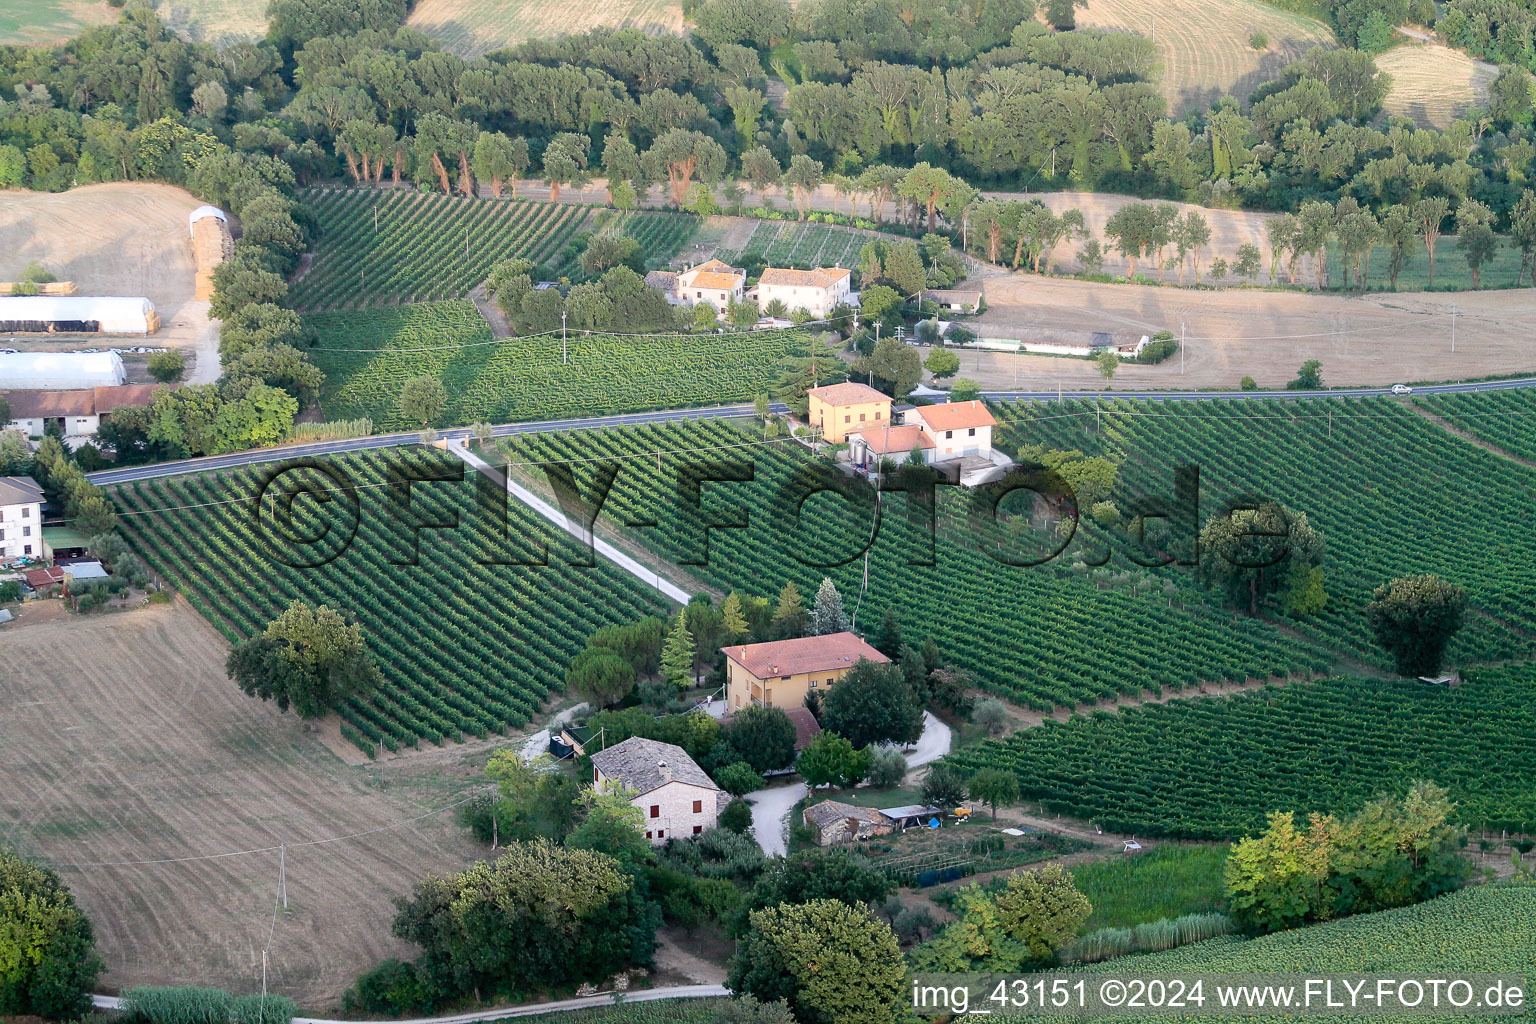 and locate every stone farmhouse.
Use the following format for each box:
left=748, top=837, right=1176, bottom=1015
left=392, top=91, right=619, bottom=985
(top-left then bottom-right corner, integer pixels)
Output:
left=646, top=258, right=746, bottom=312
left=590, top=736, right=721, bottom=843
left=803, top=800, right=890, bottom=846
left=722, top=631, right=888, bottom=713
